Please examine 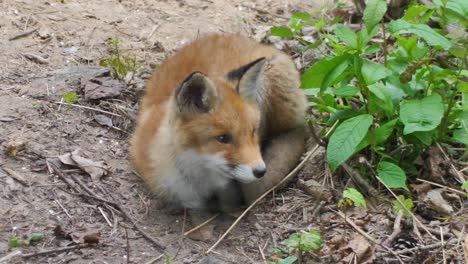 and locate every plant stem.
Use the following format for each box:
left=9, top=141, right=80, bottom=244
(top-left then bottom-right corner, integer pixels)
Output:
left=381, top=21, right=388, bottom=66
